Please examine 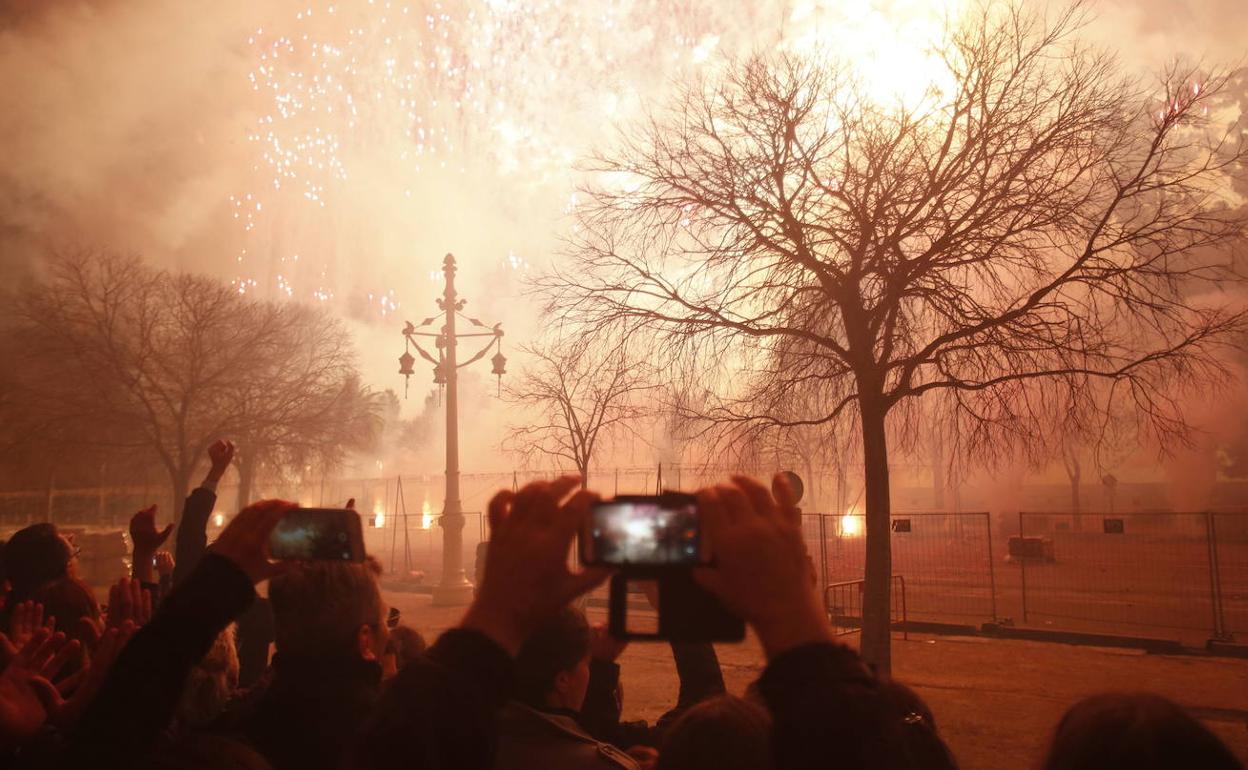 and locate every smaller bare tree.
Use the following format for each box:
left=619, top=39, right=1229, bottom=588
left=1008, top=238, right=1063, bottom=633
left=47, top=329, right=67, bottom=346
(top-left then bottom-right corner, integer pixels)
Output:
left=504, top=336, right=652, bottom=485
